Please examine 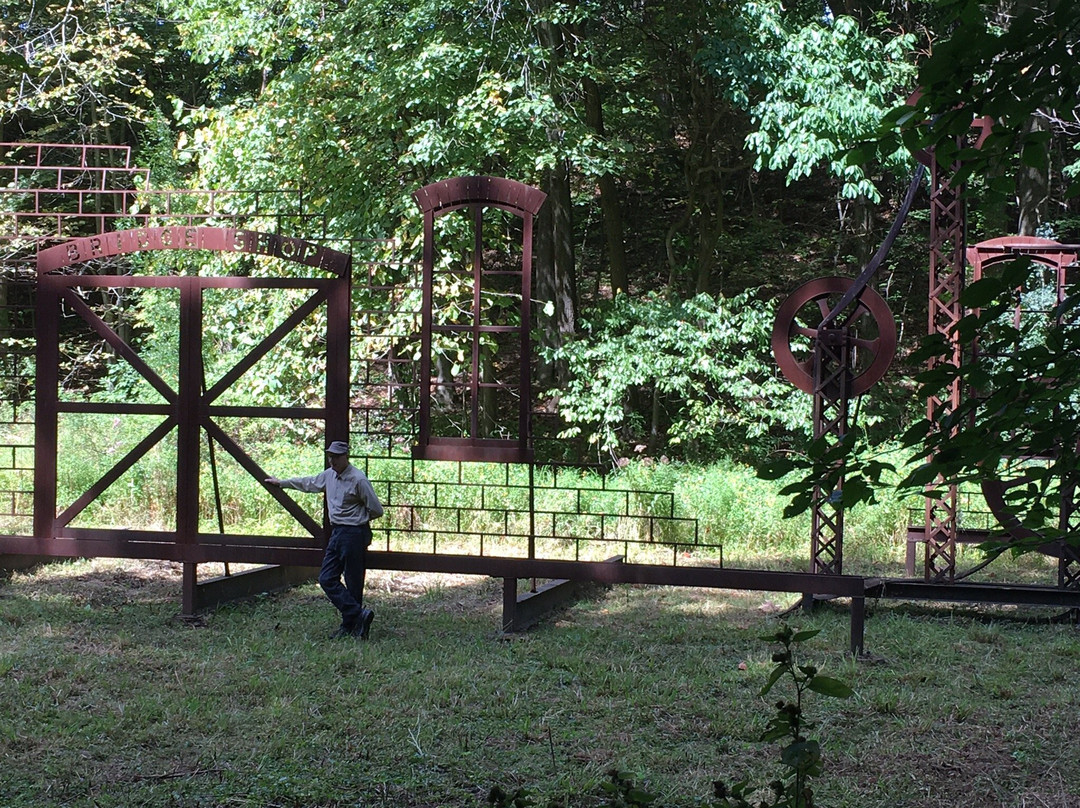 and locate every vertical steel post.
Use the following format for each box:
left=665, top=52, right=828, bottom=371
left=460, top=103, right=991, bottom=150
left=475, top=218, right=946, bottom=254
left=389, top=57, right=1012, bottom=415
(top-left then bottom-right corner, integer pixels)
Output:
left=176, top=277, right=201, bottom=543
left=417, top=209, right=435, bottom=449
left=33, top=276, right=60, bottom=541
left=809, top=327, right=851, bottom=576
left=1058, top=474, right=1080, bottom=590
left=520, top=209, right=534, bottom=454
left=471, top=206, right=483, bottom=439
left=326, top=275, right=351, bottom=450
left=924, top=152, right=965, bottom=582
